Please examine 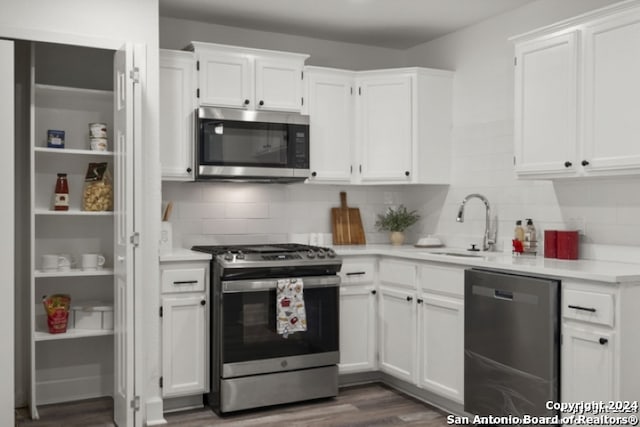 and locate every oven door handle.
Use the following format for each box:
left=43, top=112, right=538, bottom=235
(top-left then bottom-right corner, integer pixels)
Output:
left=222, top=275, right=341, bottom=293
